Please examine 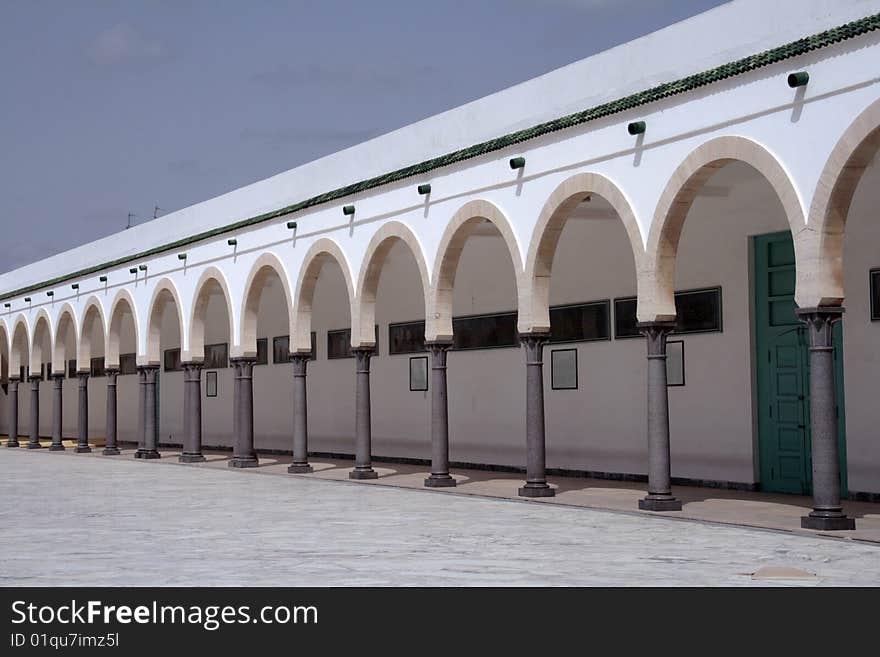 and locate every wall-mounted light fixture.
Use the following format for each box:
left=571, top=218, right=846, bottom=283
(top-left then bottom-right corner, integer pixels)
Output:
left=129, top=268, right=138, bottom=274
left=509, top=157, right=525, bottom=170
left=24, top=297, right=31, bottom=303
left=71, top=283, right=79, bottom=290
left=418, top=184, right=432, bottom=195
left=99, top=276, right=107, bottom=283
left=138, top=265, right=147, bottom=271
left=177, top=253, right=187, bottom=261
left=46, top=291, right=54, bottom=298
left=3, top=303, right=9, bottom=309
left=227, top=238, right=237, bottom=246
left=628, top=121, right=646, bottom=135
left=287, top=221, right=297, bottom=230
left=788, top=71, right=809, bottom=88
left=343, top=205, right=355, bottom=216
